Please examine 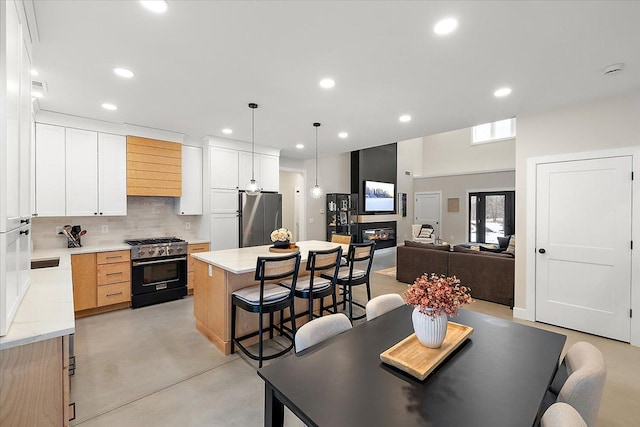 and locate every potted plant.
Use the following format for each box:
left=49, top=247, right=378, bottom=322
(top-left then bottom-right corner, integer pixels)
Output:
left=270, top=228, right=293, bottom=248
left=405, top=273, right=472, bottom=348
